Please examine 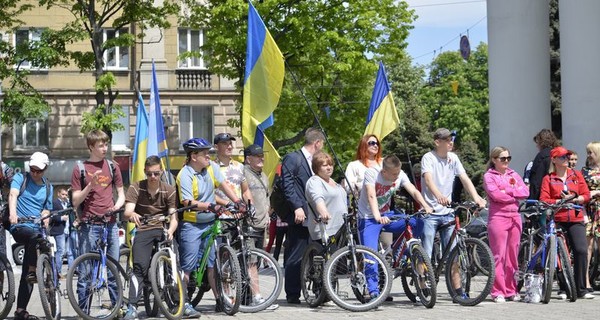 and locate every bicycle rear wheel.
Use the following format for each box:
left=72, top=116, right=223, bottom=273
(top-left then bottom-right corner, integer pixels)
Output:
left=323, top=245, right=392, bottom=312
left=149, top=251, right=184, bottom=320
left=556, top=236, right=577, bottom=302
left=143, top=285, right=159, bottom=317
left=0, top=254, right=15, bottom=320
left=590, top=236, right=600, bottom=290
left=216, top=245, right=242, bottom=315
left=541, top=236, right=556, bottom=304
left=238, top=248, right=282, bottom=313
left=301, top=243, right=327, bottom=308
left=37, top=253, right=61, bottom=320
left=516, top=238, right=531, bottom=292
left=445, top=238, right=494, bottom=306
left=408, top=244, right=436, bottom=308
left=66, top=253, right=124, bottom=320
